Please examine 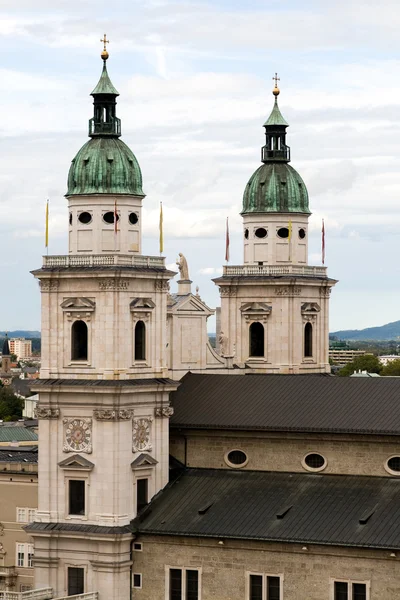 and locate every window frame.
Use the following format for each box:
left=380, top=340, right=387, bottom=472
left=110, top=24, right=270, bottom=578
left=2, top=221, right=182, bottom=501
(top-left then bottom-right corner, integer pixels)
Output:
left=133, top=573, right=142, bottom=589
left=330, top=578, right=370, bottom=600
left=246, top=571, right=284, bottom=600
left=64, top=474, right=89, bottom=520
left=16, top=543, right=34, bottom=568
left=165, top=566, right=202, bottom=600
left=16, top=507, right=27, bottom=523
left=301, top=451, right=327, bottom=473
